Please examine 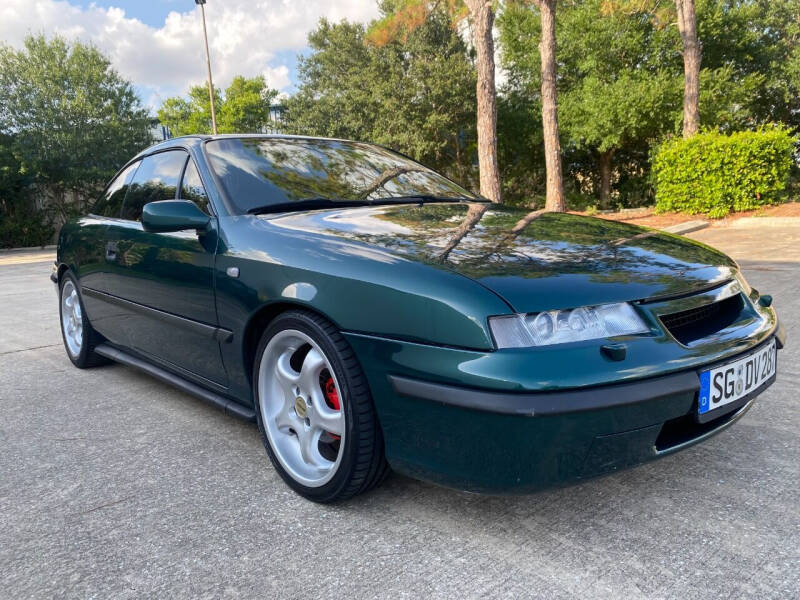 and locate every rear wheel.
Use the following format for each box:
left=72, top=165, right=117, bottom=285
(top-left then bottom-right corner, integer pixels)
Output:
left=59, top=272, right=107, bottom=368
left=254, top=310, right=388, bottom=502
